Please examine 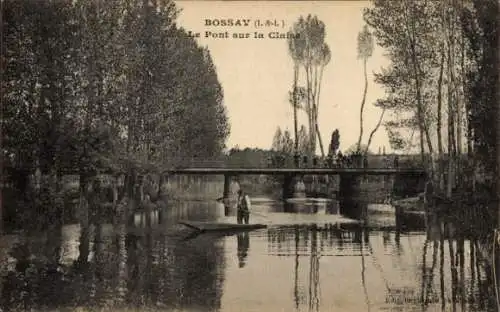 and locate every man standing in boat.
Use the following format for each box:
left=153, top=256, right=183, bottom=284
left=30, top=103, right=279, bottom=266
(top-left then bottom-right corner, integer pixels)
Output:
left=237, top=189, right=251, bottom=224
